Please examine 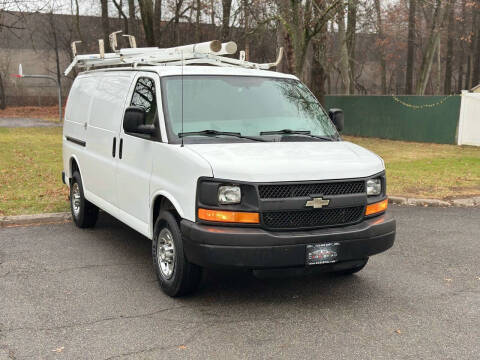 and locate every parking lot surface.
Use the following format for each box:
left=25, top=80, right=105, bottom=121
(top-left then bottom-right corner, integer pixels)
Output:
left=1, top=206, right=479, bottom=359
